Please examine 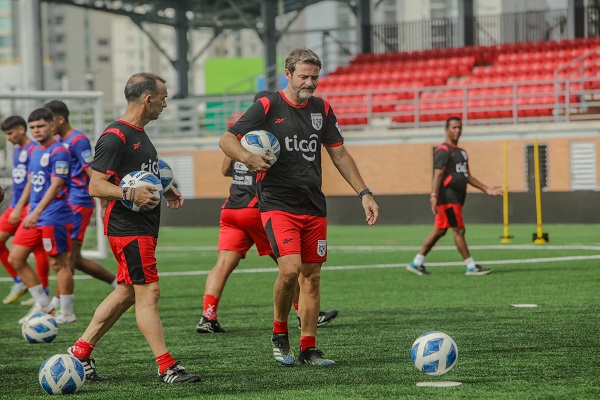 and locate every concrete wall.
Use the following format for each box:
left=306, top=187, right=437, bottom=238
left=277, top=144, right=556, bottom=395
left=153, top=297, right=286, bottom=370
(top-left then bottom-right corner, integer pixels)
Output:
left=160, top=191, right=600, bottom=226
left=157, top=121, right=600, bottom=199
